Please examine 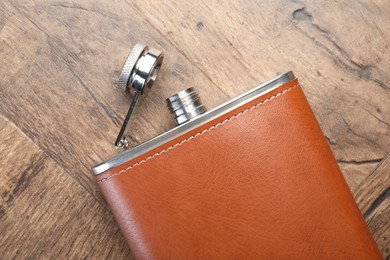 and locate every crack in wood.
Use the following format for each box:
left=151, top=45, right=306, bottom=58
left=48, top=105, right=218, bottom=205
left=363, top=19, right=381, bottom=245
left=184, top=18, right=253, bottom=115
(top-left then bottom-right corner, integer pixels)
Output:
left=51, top=2, right=119, bottom=20
left=364, top=108, right=390, bottom=128
left=336, top=112, right=374, bottom=143
left=337, top=158, right=384, bottom=165
left=2, top=154, right=45, bottom=216
left=324, top=135, right=337, bottom=145
left=363, top=186, right=390, bottom=219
